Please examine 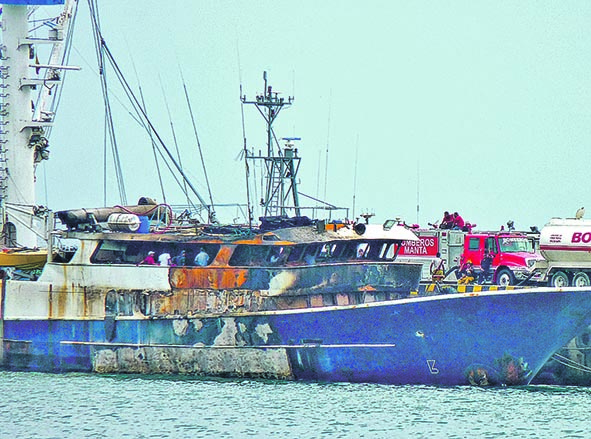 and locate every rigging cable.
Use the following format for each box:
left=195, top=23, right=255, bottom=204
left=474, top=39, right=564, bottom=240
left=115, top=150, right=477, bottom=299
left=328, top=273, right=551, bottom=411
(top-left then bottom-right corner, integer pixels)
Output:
left=150, top=142, right=206, bottom=221
left=180, top=70, right=217, bottom=224
left=323, top=91, right=332, bottom=220
left=236, top=44, right=252, bottom=228
left=130, top=53, right=166, bottom=204
left=239, top=85, right=253, bottom=229
left=88, top=0, right=127, bottom=205
left=159, top=72, right=191, bottom=210
left=352, top=134, right=359, bottom=221
left=85, top=1, right=211, bottom=219
left=100, top=50, right=201, bottom=217
left=98, top=42, right=212, bottom=219
left=551, top=352, right=591, bottom=374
